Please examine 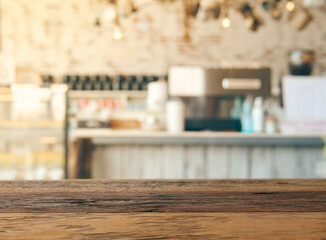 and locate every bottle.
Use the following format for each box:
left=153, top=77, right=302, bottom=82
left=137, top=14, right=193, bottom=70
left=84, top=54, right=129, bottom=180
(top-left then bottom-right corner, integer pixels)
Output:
left=112, top=75, right=123, bottom=90
left=241, top=96, right=253, bottom=133
left=252, top=97, right=264, bottom=133
left=230, top=97, right=242, bottom=120
left=265, top=115, right=278, bottom=134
